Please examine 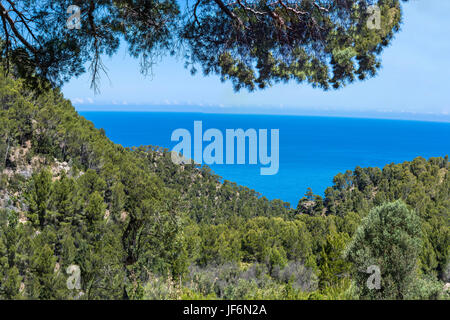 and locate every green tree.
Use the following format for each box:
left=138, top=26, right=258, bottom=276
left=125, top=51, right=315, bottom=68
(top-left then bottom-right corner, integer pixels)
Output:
left=85, top=191, right=106, bottom=224
left=0, top=0, right=408, bottom=91
left=27, top=170, right=53, bottom=227
left=344, top=201, right=422, bottom=299
left=26, top=233, right=67, bottom=299
left=110, top=182, right=126, bottom=223
left=318, top=231, right=351, bottom=290
left=0, top=213, right=23, bottom=299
